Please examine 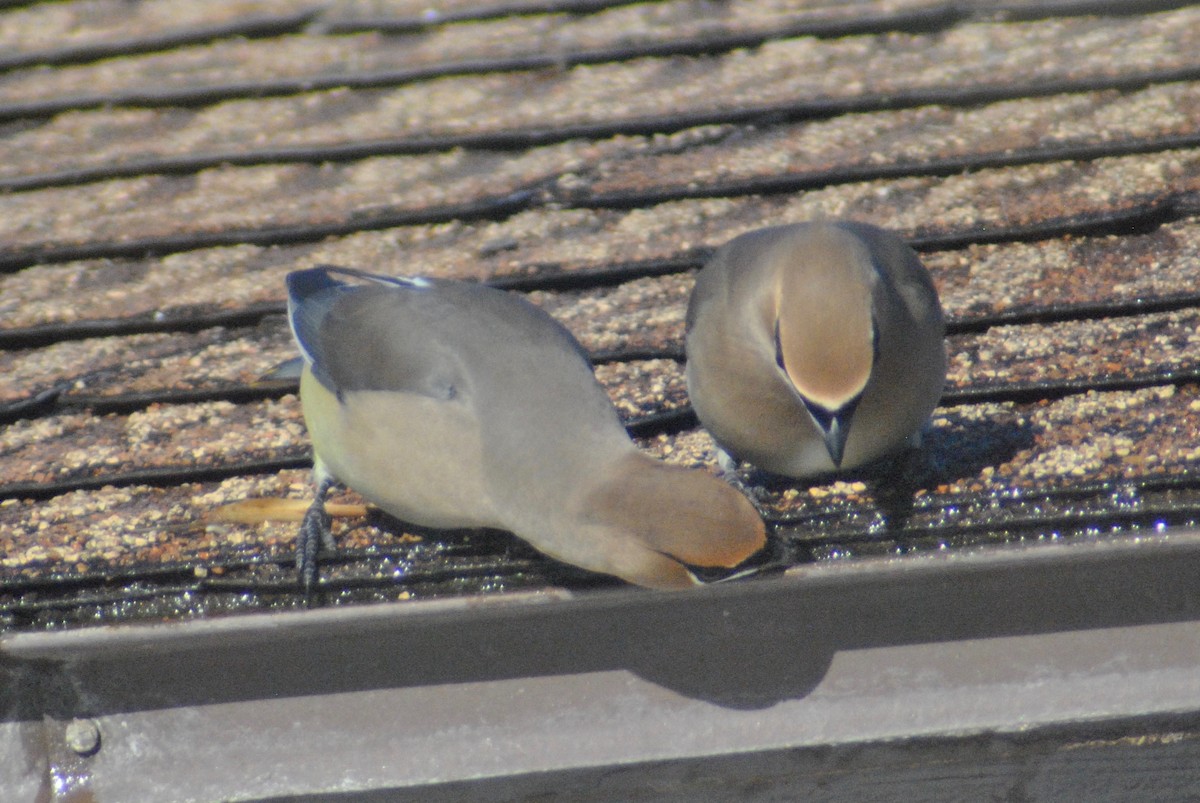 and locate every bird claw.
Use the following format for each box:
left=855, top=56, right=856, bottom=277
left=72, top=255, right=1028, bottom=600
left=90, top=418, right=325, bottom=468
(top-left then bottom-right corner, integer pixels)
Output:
left=715, top=447, right=741, bottom=475
left=297, top=490, right=333, bottom=605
